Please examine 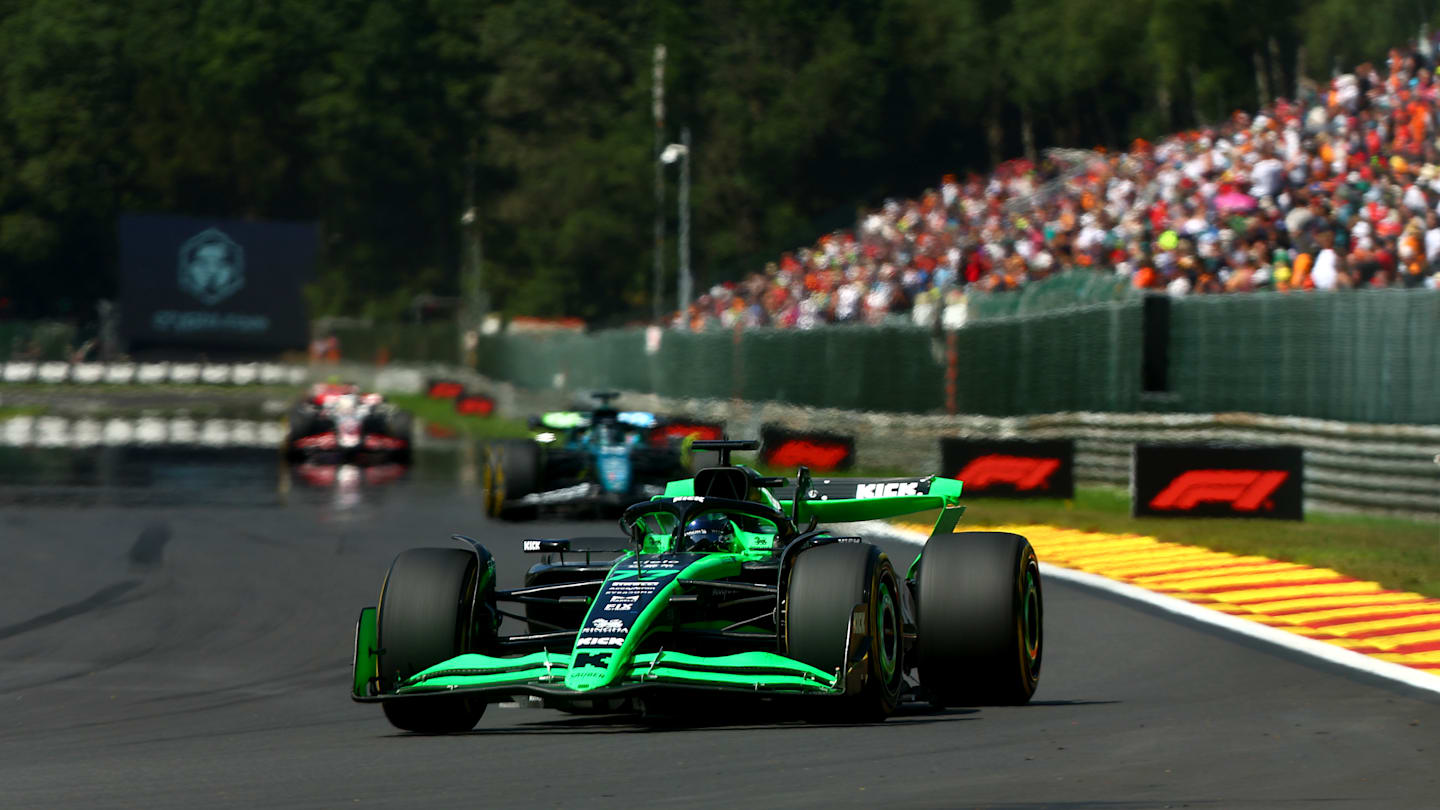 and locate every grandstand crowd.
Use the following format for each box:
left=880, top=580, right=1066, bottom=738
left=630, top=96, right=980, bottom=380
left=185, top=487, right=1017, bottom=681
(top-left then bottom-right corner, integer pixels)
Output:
left=675, top=36, right=1440, bottom=331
